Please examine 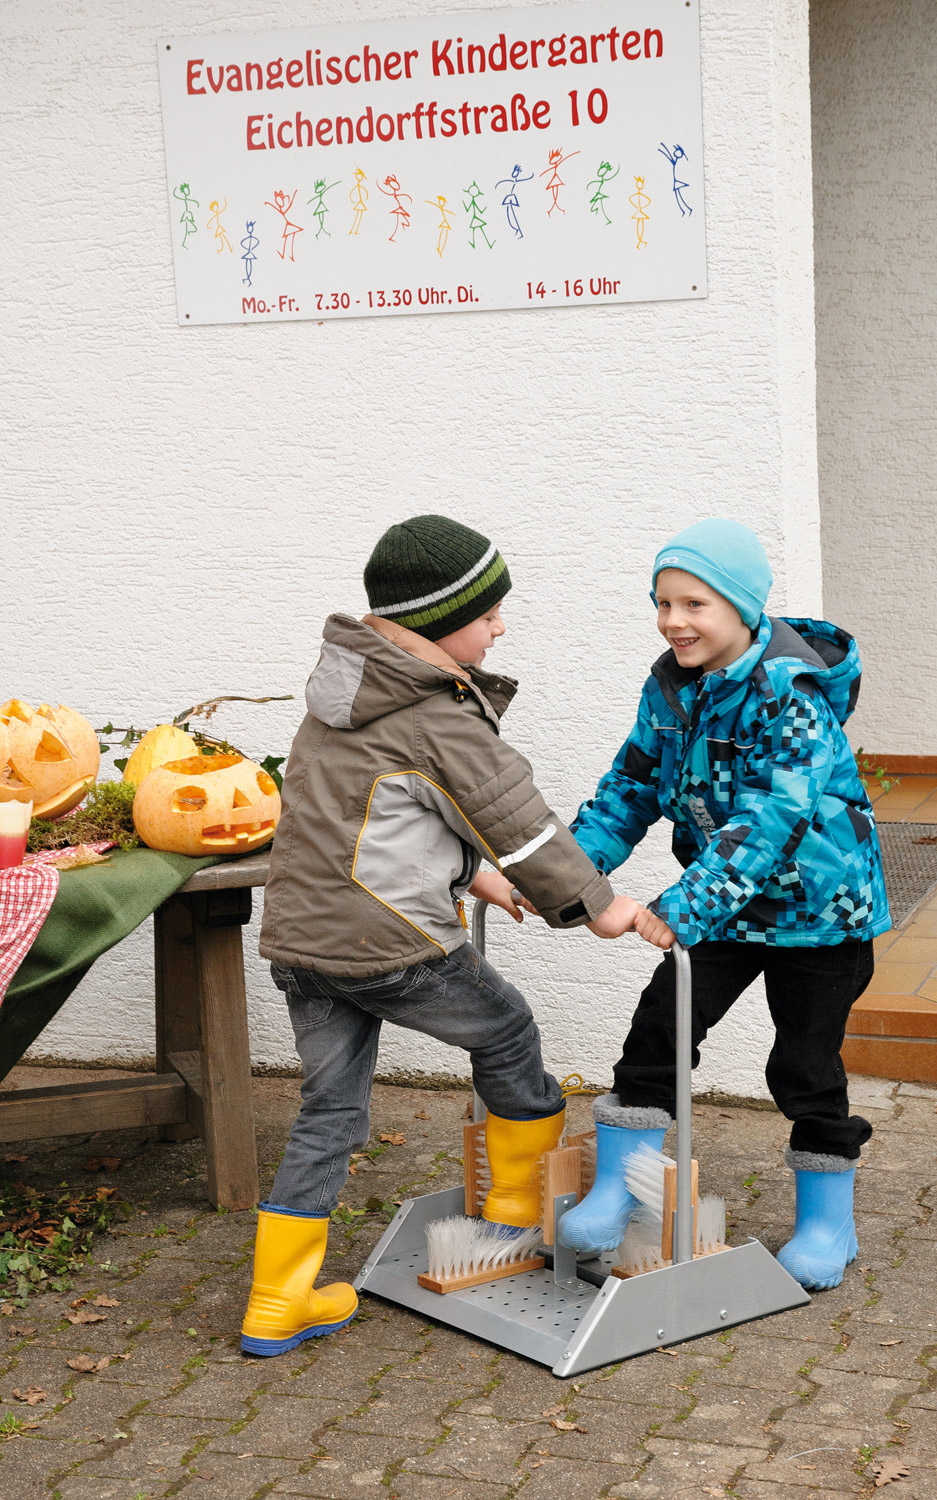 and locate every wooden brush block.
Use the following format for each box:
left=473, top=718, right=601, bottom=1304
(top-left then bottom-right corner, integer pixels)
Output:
left=417, top=1255, right=545, bottom=1294
left=567, top=1128, right=597, bottom=1192
left=541, top=1144, right=582, bottom=1245
left=610, top=1242, right=730, bottom=1280
left=462, top=1121, right=489, bottom=1216
left=661, top=1159, right=698, bottom=1262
